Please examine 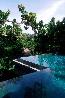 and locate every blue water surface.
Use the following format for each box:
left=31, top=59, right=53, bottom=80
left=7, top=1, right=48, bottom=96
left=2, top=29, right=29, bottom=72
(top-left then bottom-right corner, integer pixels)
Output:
left=0, top=54, right=65, bottom=98
left=21, top=54, right=65, bottom=80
